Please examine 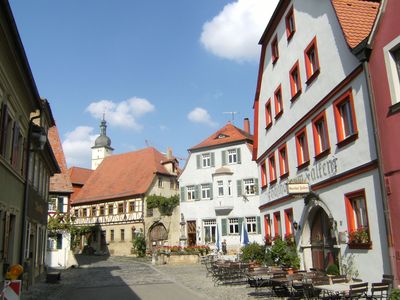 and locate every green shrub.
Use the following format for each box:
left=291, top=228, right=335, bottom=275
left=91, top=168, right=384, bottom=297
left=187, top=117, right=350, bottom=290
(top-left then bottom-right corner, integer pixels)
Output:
left=241, top=242, right=266, bottom=263
left=326, top=264, right=340, bottom=275
left=147, top=195, right=179, bottom=216
left=132, top=235, right=146, bottom=257
left=390, top=288, right=400, bottom=300
left=266, top=238, right=300, bottom=269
